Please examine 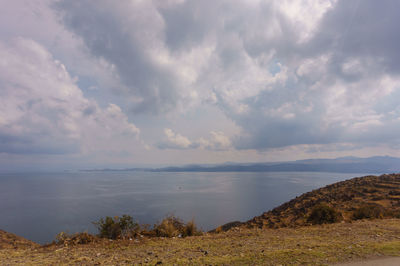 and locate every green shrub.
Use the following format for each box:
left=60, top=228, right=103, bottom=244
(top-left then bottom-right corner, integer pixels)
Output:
left=307, top=204, right=342, bottom=225
left=93, top=215, right=139, bottom=239
left=352, top=204, right=384, bottom=220
left=119, top=214, right=139, bottom=237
